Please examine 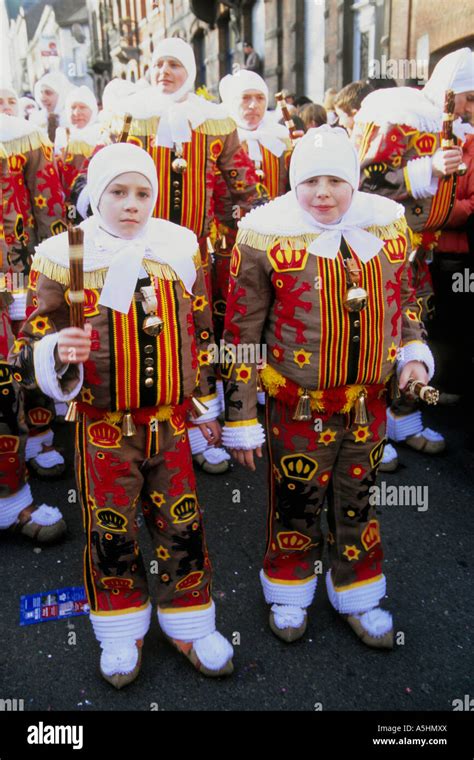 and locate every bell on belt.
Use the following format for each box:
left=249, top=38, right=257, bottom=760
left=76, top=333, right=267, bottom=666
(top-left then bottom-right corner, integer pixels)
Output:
left=122, top=411, right=137, bottom=437
left=354, top=390, right=369, bottom=425
left=171, top=142, right=187, bottom=174
left=293, top=388, right=312, bottom=421
left=254, top=161, right=265, bottom=181
left=140, top=285, right=164, bottom=336
left=191, top=396, right=209, bottom=418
